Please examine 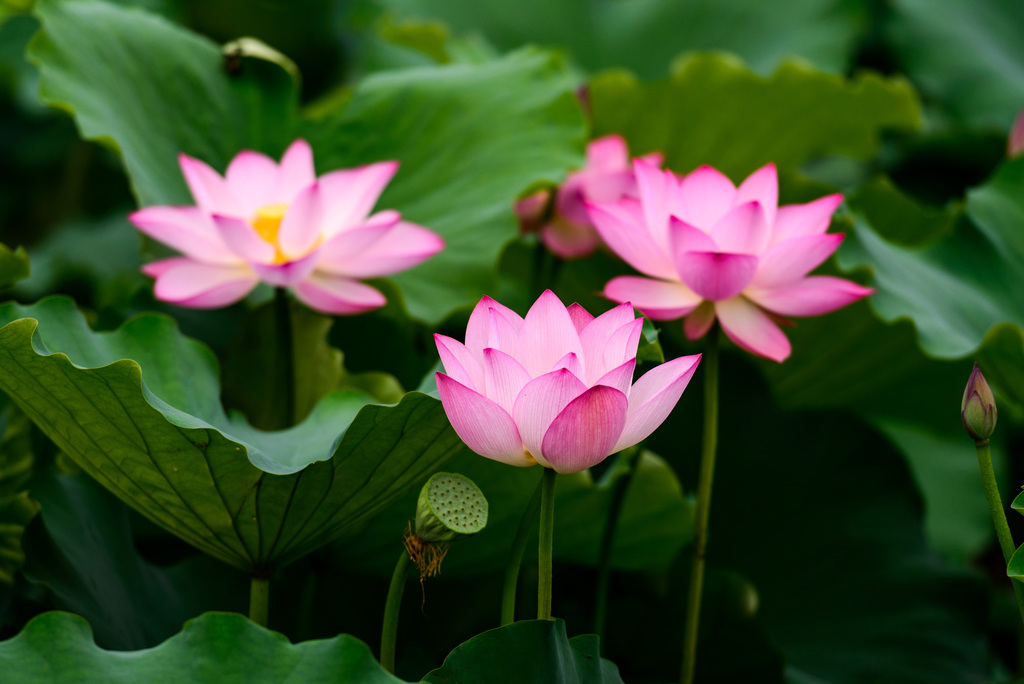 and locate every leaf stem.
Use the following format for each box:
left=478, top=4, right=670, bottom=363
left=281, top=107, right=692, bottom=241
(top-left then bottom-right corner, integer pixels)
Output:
left=538, top=466, right=557, bottom=621
left=381, top=551, right=412, bottom=673
left=249, top=576, right=270, bottom=627
left=593, top=448, right=640, bottom=644
left=681, top=327, right=719, bottom=684
left=275, top=287, right=295, bottom=426
left=975, top=439, right=1024, bottom=624
left=500, top=472, right=545, bottom=625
